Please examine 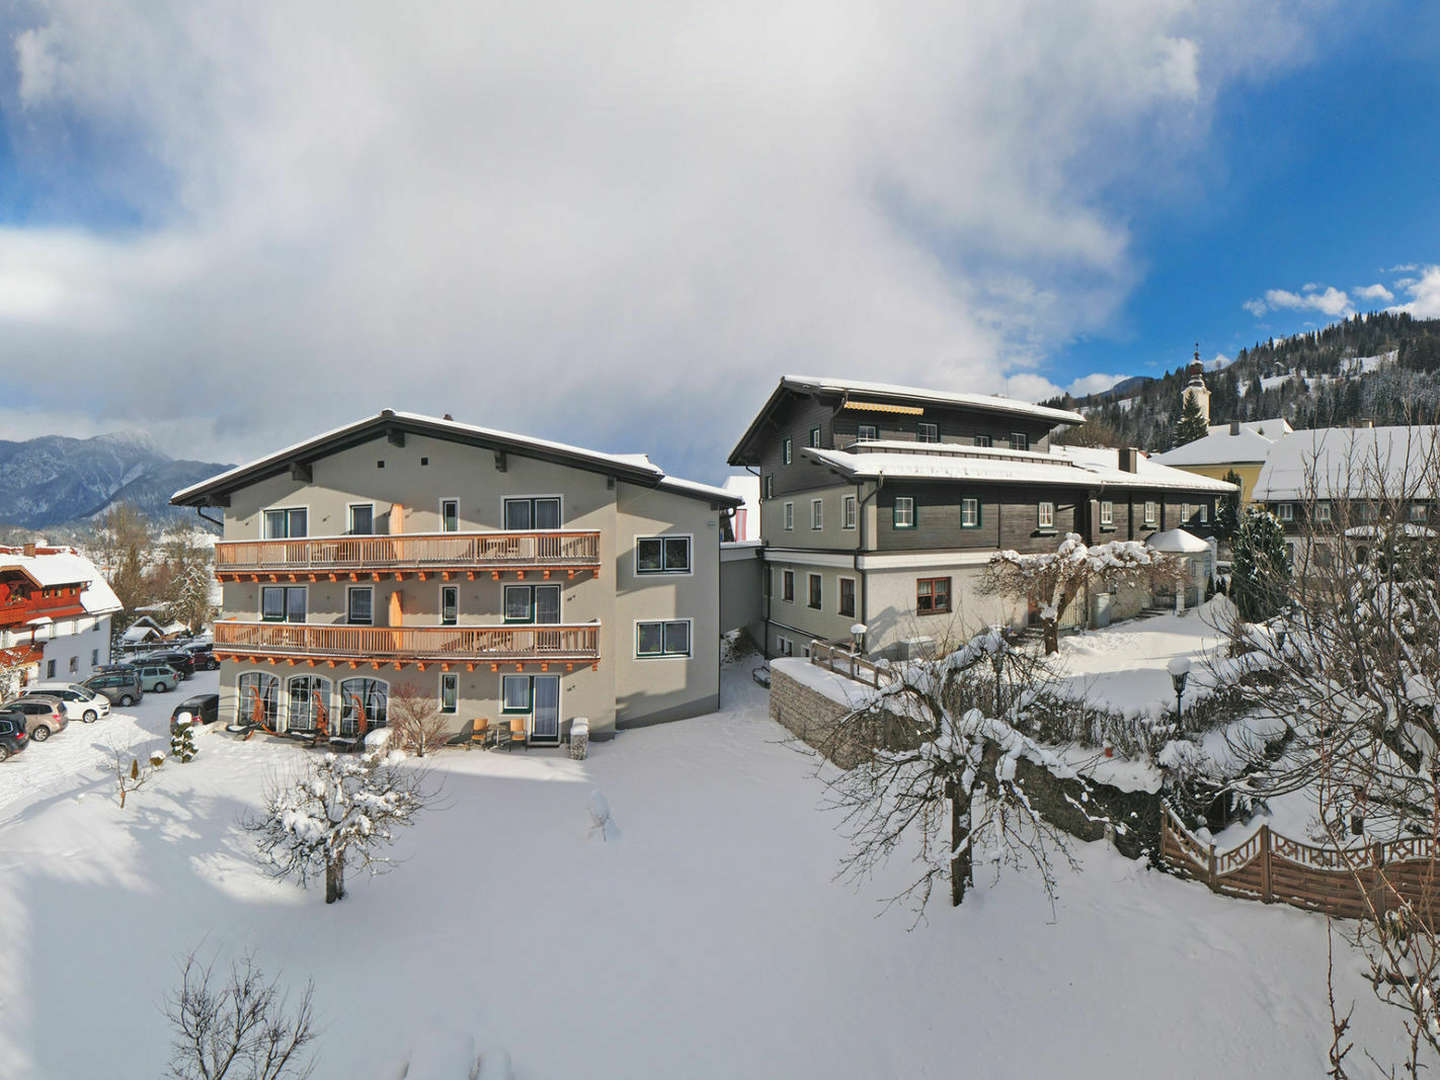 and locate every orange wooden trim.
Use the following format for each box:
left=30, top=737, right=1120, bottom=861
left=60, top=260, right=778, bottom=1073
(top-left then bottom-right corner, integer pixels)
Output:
left=567, top=569, right=575, bottom=579
left=268, top=574, right=279, bottom=583
left=418, top=571, right=427, bottom=581
left=328, top=573, right=338, bottom=582
left=490, top=663, right=498, bottom=672
left=441, top=662, right=451, bottom=672
left=350, top=661, right=361, bottom=669
left=516, top=570, right=525, bottom=580
left=372, top=572, right=381, bottom=582
left=591, top=662, right=599, bottom=671
left=350, top=572, right=359, bottom=582
left=287, top=573, right=297, bottom=582
left=416, top=662, right=427, bottom=672
left=540, top=662, right=549, bottom=672
left=394, top=571, right=405, bottom=581
left=466, top=662, right=475, bottom=672
left=326, top=660, right=337, bottom=668
left=393, top=661, right=405, bottom=670
left=442, top=571, right=452, bottom=581
left=514, top=663, right=523, bottom=672
left=543, top=570, right=551, bottom=580
left=466, top=571, right=475, bottom=581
